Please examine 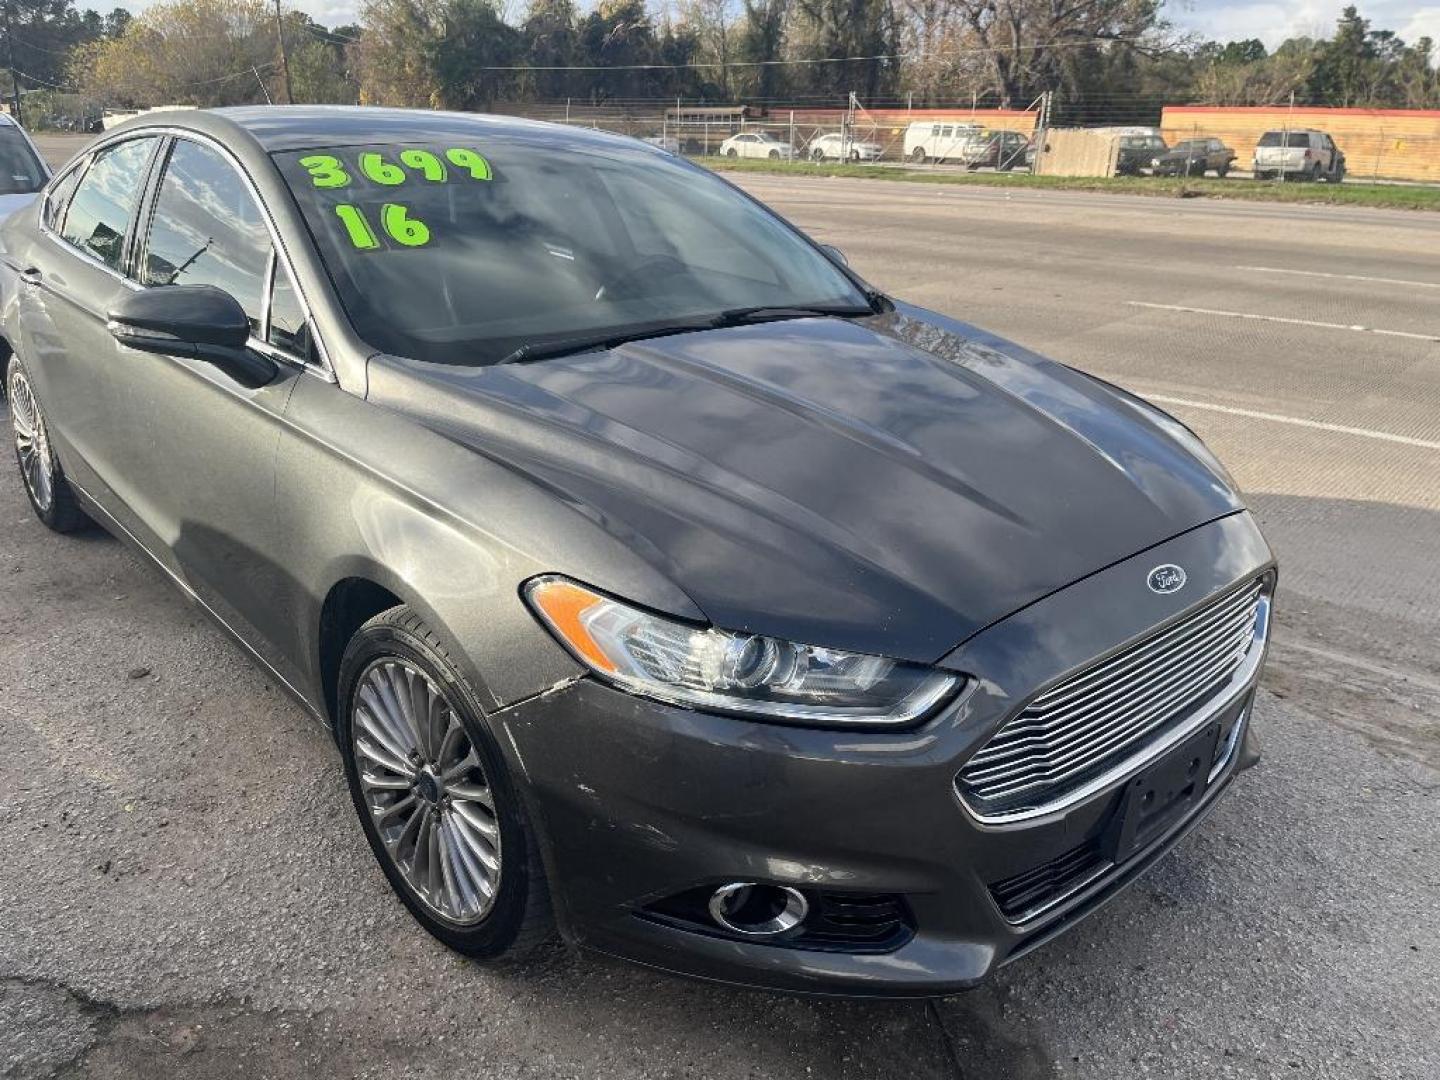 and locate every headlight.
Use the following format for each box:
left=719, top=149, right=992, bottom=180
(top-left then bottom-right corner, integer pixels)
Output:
left=525, top=576, right=959, bottom=727
left=1152, top=157, right=1163, bottom=166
